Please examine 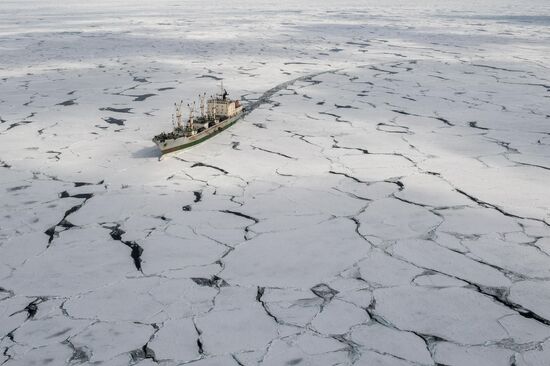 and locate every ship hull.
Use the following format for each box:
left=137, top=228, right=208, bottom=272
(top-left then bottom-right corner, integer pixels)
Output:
left=154, top=112, right=243, bottom=154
